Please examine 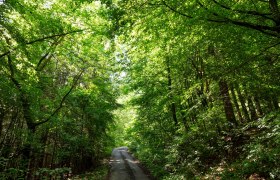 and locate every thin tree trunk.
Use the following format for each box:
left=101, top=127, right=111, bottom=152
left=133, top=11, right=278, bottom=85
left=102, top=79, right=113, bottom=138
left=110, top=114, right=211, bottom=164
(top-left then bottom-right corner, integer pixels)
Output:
left=254, top=96, right=263, bottom=117
left=247, top=96, right=258, bottom=121
left=187, top=98, right=197, bottom=124
left=229, top=84, right=243, bottom=123
left=0, top=107, right=5, bottom=138
left=243, top=86, right=258, bottom=121
left=179, top=105, right=189, bottom=131
left=219, top=80, right=237, bottom=127
left=0, top=109, right=18, bottom=156
left=39, top=129, right=49, bottom=168
left=206, top=79, right=213, bottom=107
left=236, top=85, right=250, bottom=121
left=167, top=59, right=178, bottom=125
